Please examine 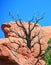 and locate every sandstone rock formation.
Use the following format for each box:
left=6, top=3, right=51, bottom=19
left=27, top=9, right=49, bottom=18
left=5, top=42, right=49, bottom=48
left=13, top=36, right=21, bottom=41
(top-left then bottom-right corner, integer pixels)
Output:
left=0, top=21, right=51, bottom=65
